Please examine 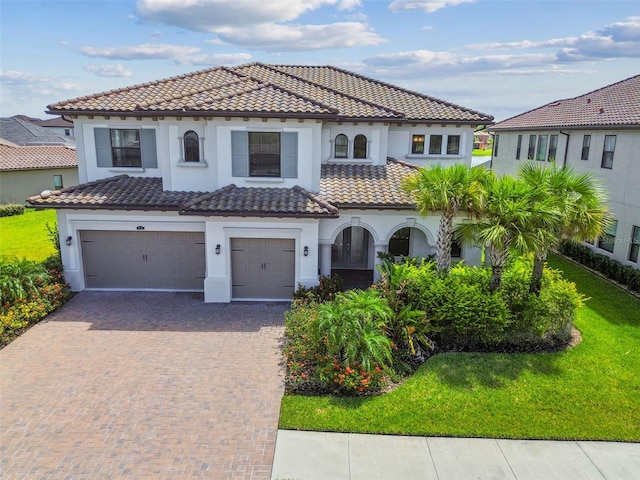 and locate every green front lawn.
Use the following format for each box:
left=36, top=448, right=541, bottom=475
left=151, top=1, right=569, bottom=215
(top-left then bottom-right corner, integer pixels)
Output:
left=0, top=209, right=57, bottom=262
left=472, top=148, right=492, bottom=156
left=279, top=255, right=640, bottom=441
